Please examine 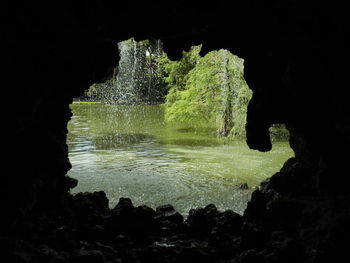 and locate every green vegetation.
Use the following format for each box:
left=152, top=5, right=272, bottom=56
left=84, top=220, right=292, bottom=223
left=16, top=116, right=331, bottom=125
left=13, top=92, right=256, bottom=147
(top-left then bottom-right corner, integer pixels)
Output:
left=81, top=79, right=114, bottom=102
left=68, top=102, right=294, bottom=214
left=158, top=45, right=252, bottom=138
left=78, top=40, right=288, bottom=140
